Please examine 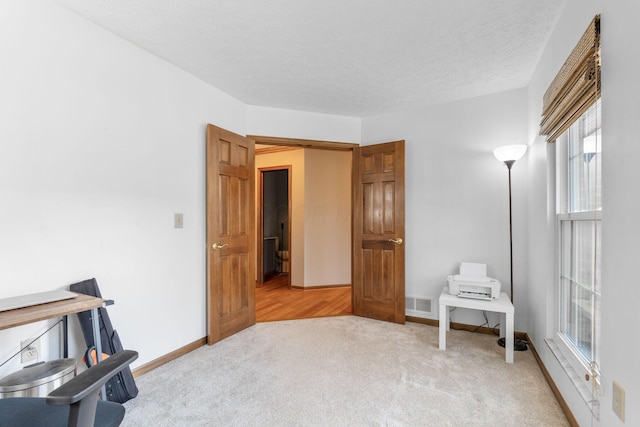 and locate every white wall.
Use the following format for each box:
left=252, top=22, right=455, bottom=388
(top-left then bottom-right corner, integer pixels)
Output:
left=599, top=2, right=640, bottom=425
left=362, top=89, right=529, bottom=329
left=0, top=0, right=363, bottom=378
left=526, top=1, right=640, bottom=425
left=0, top=0, right=246, bottom=375
left=247, top=105, right=361, bottom=143
left=304, top=149, right=352, bottom=287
